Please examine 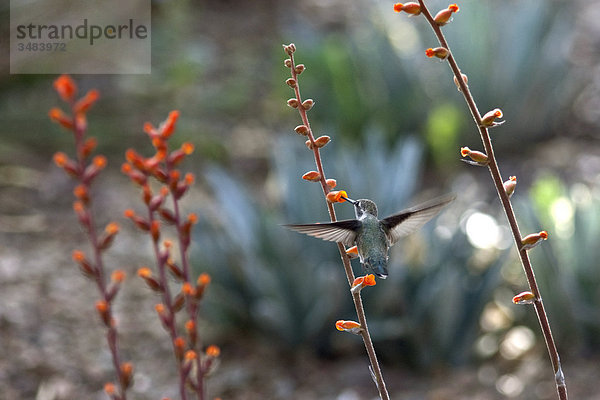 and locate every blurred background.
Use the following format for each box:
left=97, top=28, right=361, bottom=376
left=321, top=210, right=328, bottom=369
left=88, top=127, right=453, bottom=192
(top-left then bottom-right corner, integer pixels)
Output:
left=1, top=0, right=600, bottom=398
